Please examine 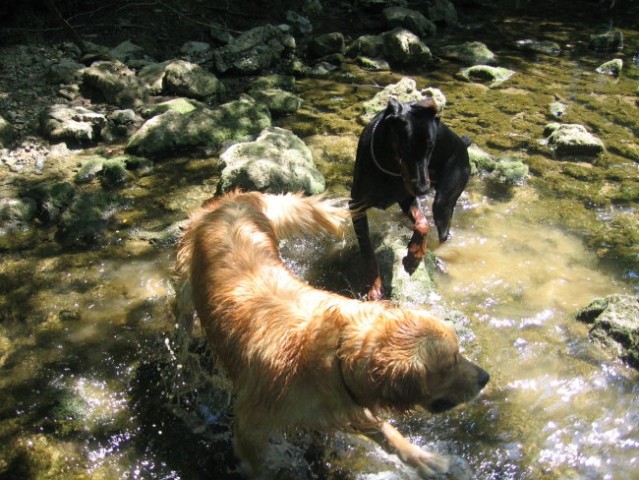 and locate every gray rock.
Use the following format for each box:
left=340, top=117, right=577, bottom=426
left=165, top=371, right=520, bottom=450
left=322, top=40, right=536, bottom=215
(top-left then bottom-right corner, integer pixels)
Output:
left=40, top=104, right=106, bottom=144
left=163, top=60, right=225, bottom=100
left=382, top=28, right=432, bottom=66
left=248, top=88, right=303, bottom=115
left=47, top=58, right=85, bottom=84
left=307, top=32, right=345, bottom=59
left=0, top=116, right=17, bottom=147
left=217, top=126, right=325, bottom=195
left=137, top=60, right=225, bottom=101
left=126, top=96, right=271, bottom=157
left=0, top=197, right=37, bottom=230
left=285, top=10, right=313, bottom=34
left=212, top=24, right=296, bottom=74
left=425, top=0, right=458, bottom=25
left=589, top=29, right=623, bottom=52
left=346, top=34, right=385, bottom=59
left=383, top=7, right=436, bottom=38
left=576, top=295, right=639, bottom=369
left=109, top=40, right=146, bottom=62
left=440, top=41, right=496, bottom=65
left=544, top=123, right=605, bottom=158
left=180, top=41, right=211, bottom=57
left=82, top=60, right=143, bottom=107
left=358, top=0, right=407, bottom=8
left=140, top=98, right=200, bottom=119
left=356, top=56, right=391, bottom=71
